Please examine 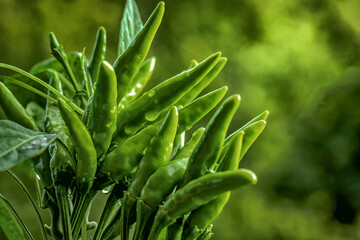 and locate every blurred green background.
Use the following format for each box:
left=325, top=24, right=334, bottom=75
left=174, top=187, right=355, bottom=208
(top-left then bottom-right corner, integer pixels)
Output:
left=1, top=0, right=360, bottom=239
